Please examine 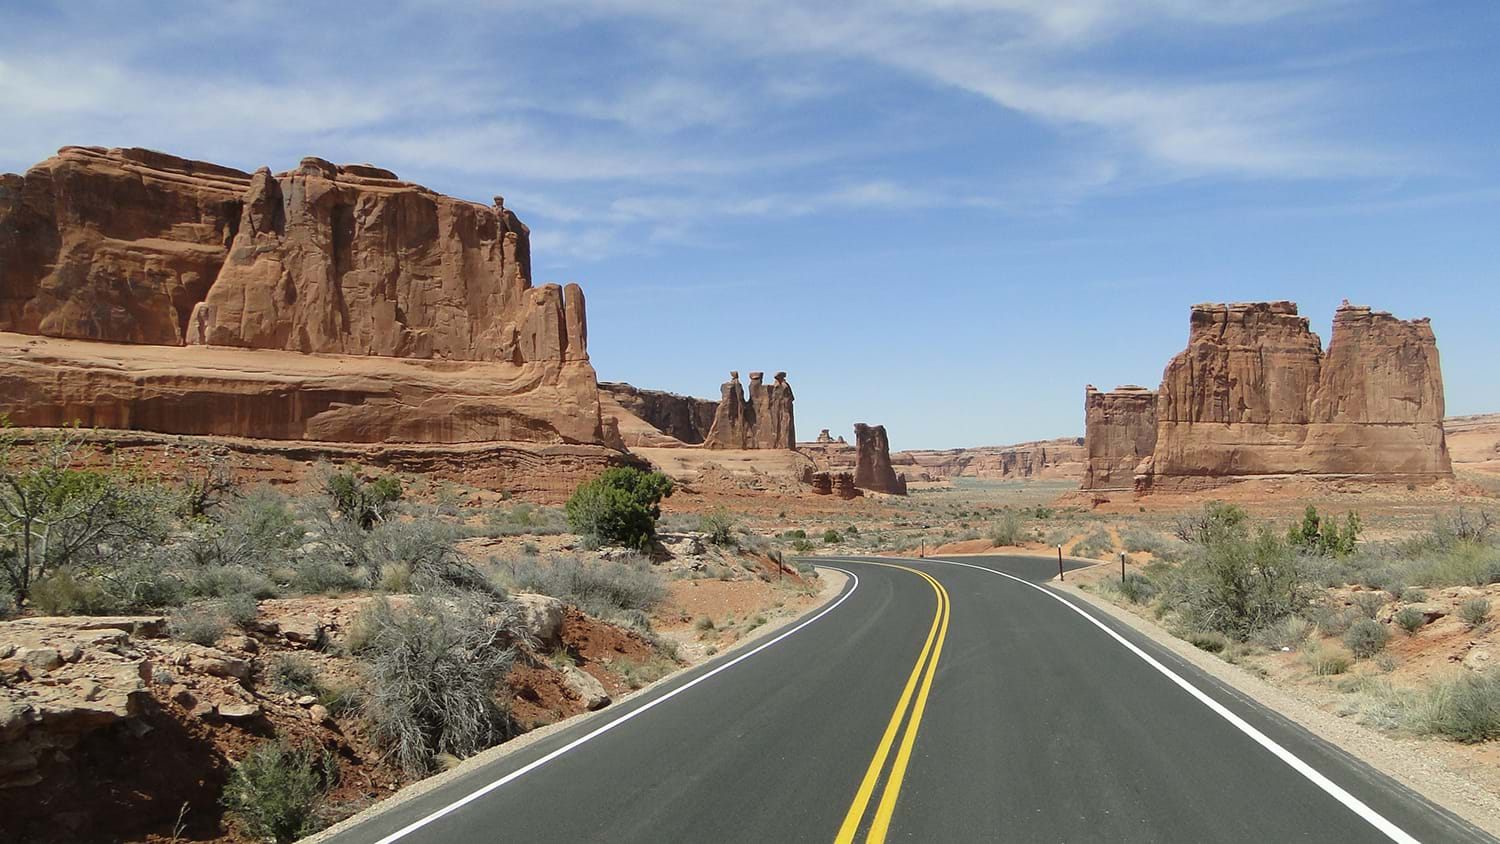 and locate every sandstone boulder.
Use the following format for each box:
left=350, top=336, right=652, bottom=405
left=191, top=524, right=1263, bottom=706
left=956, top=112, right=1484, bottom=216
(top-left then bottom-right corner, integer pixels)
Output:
left=559, top=664, right=610, bottom=711
left=511, top=593, right=566, bottom=648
